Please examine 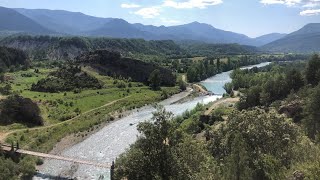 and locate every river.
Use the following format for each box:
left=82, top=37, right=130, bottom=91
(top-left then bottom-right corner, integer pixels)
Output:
left=34, top=62, right=270, bottom=180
